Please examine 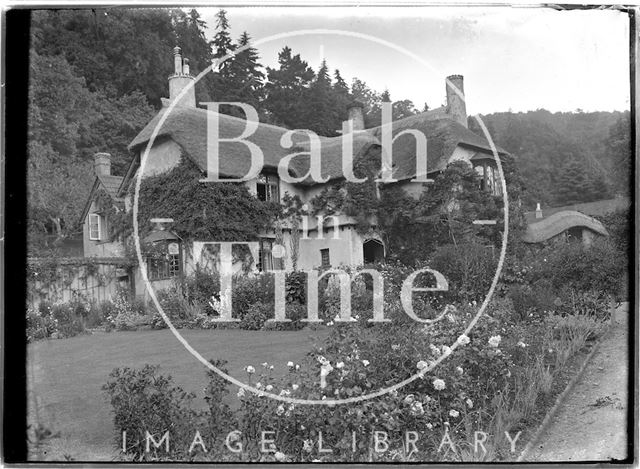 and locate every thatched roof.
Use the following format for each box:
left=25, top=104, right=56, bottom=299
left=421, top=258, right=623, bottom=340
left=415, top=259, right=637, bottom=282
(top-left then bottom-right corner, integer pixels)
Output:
left=367, top=114, right=507, bottom=179
left=128, top=104, right=508, bottom=186
left=523, top=210, right=609, bottom=243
